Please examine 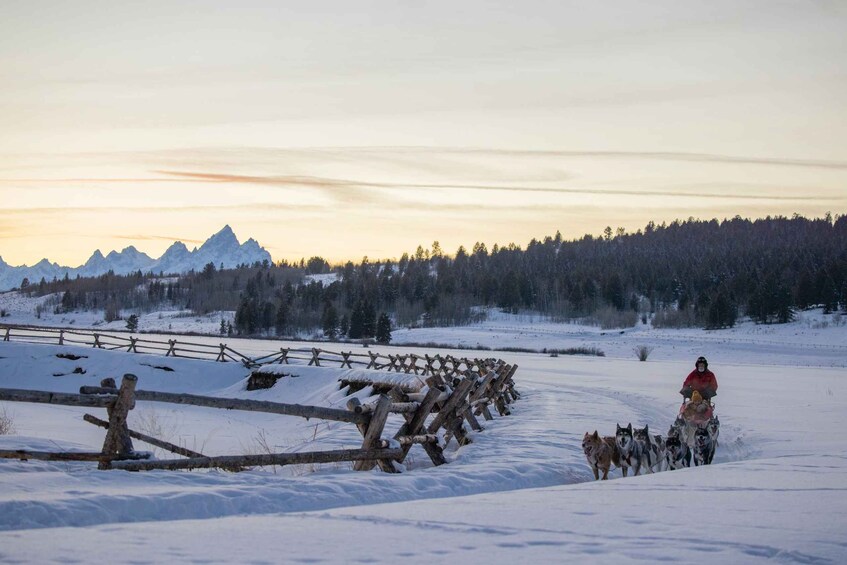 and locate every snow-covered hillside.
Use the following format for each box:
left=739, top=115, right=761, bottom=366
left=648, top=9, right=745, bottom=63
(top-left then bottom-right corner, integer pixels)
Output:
left=1, top=329, right=845, bottom=563
left=0, top=225, right=271, bottom=291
